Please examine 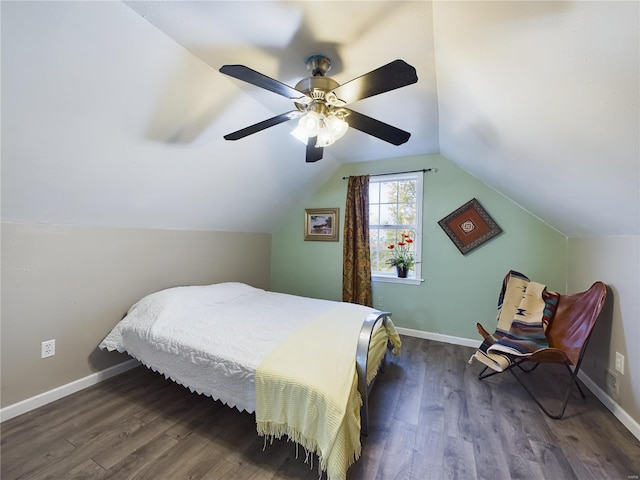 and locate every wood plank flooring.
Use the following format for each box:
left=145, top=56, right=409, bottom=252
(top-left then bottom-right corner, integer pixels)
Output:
left=2, top=336, right=639, bottom=479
